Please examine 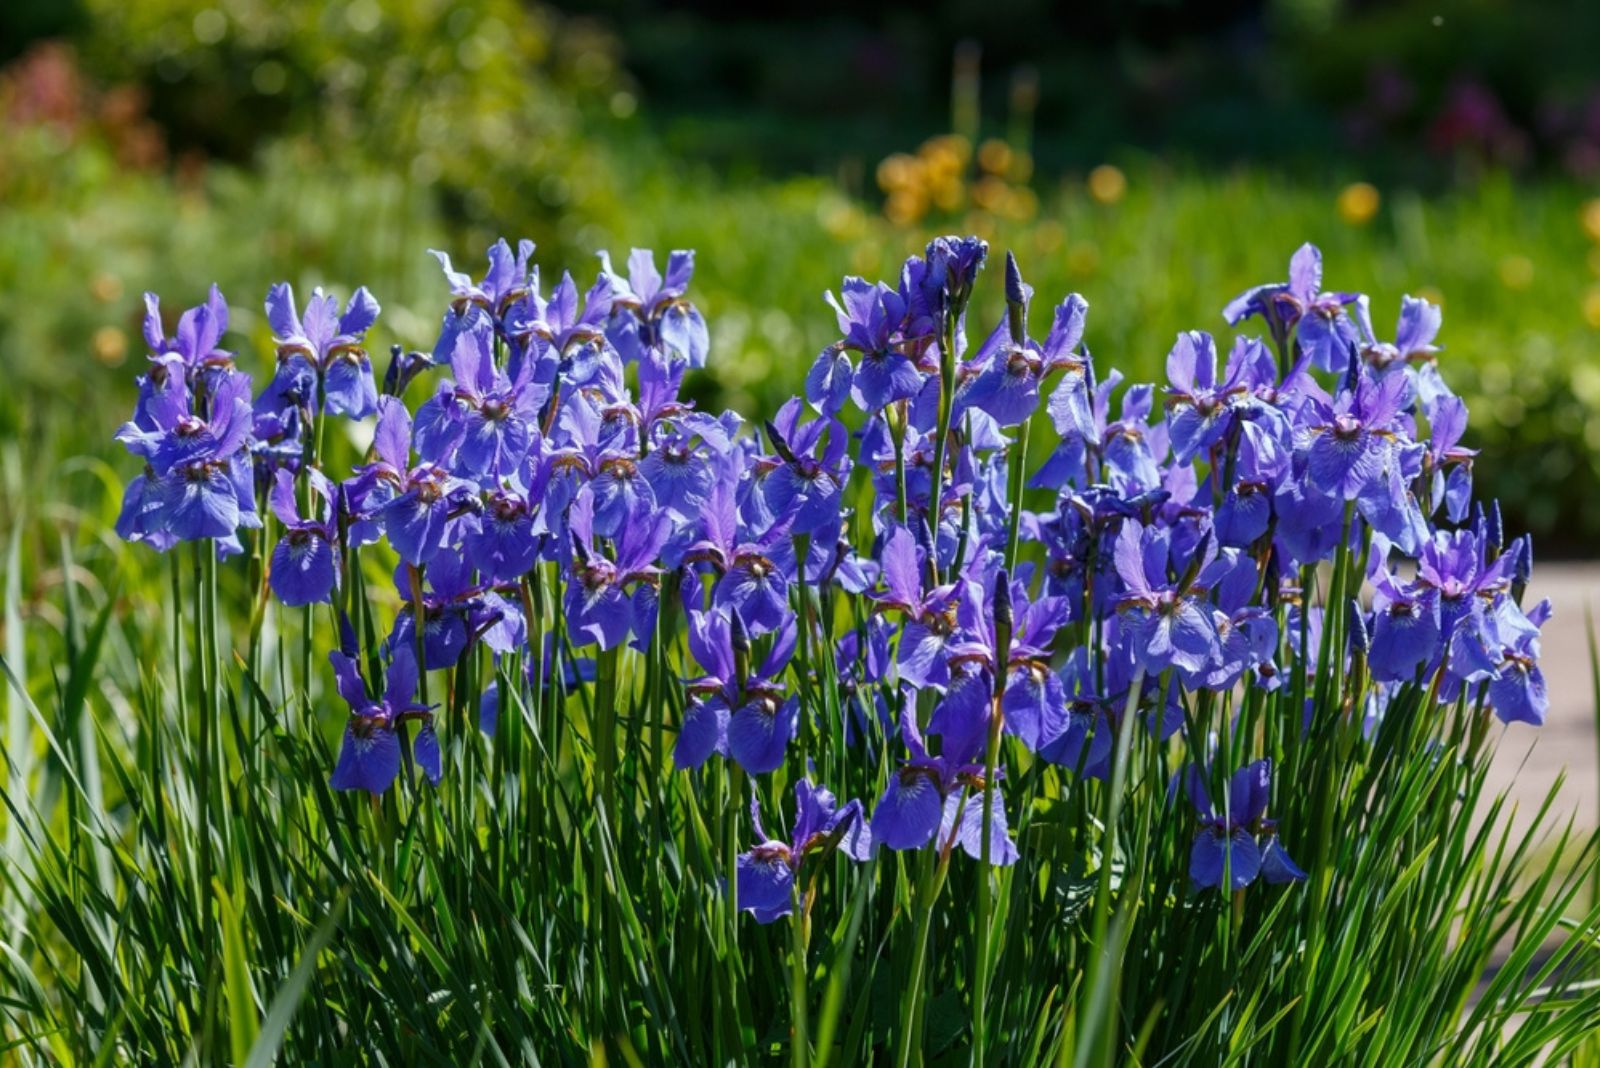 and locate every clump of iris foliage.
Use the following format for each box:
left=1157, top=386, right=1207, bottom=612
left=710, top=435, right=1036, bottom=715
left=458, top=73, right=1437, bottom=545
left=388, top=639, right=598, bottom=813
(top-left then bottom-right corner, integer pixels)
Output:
left=3, top=236, right=1599, bottom=1066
